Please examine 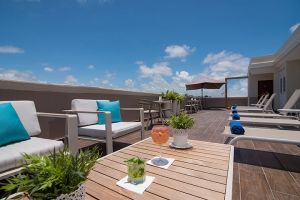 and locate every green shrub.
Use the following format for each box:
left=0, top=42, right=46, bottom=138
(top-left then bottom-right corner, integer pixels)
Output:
left=0, top=148, right=100, bottom=199
left=168, top=112, right=194, bottom=129
left=161, top=90, right=185, bottom=102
